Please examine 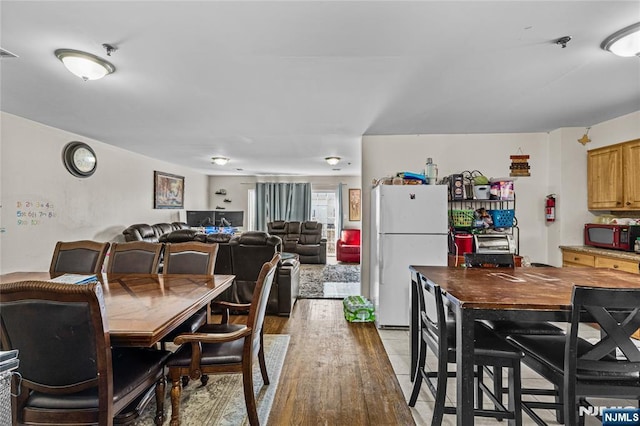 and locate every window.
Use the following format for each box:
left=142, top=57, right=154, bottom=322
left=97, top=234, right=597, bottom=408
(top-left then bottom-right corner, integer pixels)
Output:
left=311, top=190, right=337, bottom=256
